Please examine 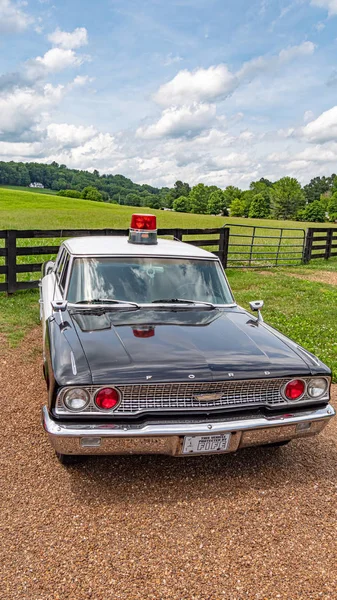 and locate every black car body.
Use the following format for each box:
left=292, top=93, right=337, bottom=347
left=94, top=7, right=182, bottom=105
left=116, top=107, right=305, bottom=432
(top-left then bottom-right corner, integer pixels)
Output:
left=40, top=222, right=335, bottom=462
